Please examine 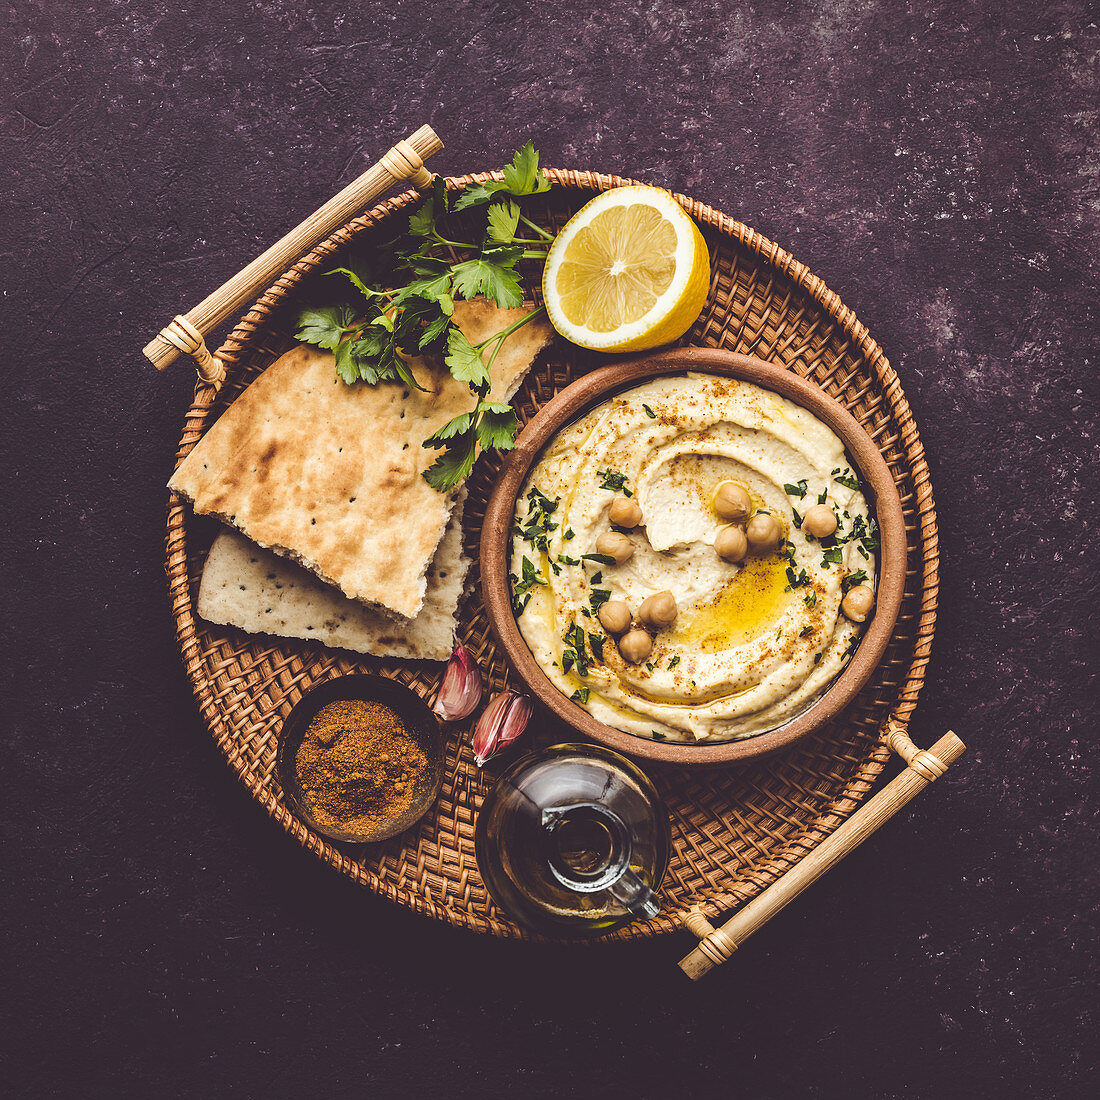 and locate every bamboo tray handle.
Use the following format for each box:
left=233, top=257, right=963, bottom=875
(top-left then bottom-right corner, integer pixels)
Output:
left=678, top=725, right=966, bottom=980
left=143, top=125, right=443, bottom=386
